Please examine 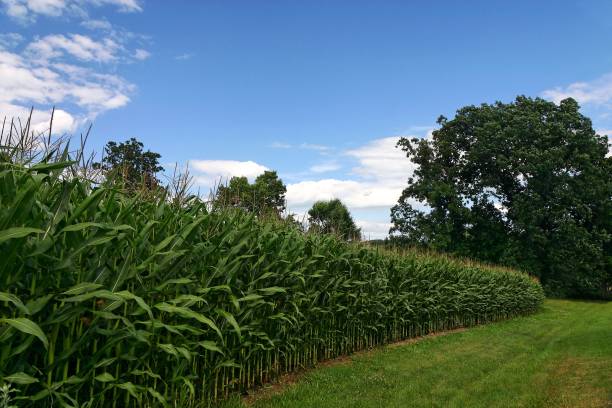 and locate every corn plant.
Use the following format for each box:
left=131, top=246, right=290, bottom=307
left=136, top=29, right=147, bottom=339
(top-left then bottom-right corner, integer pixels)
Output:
left=0, top=129, right=544, bottom=407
